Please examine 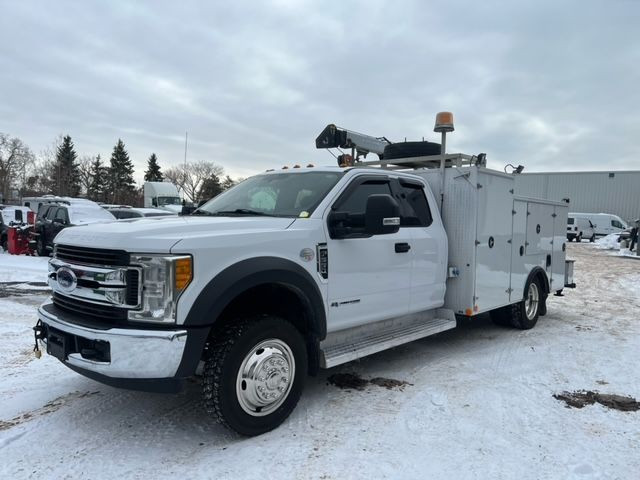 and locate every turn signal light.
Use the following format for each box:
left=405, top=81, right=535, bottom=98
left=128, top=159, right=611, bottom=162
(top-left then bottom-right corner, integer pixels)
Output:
left=175, top=257, right=192, bottom=290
